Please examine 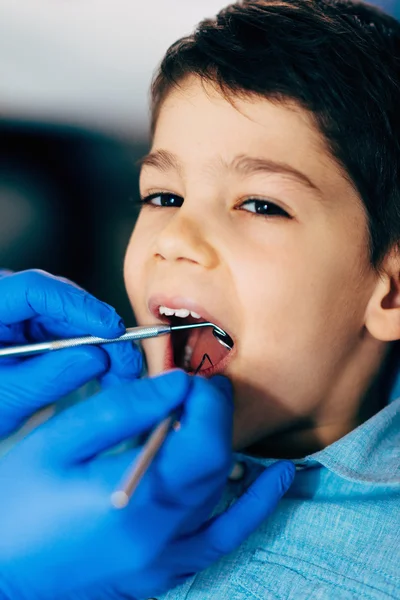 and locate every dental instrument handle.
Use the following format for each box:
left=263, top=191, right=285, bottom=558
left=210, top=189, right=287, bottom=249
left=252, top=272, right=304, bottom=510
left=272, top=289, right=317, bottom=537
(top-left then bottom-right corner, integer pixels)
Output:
left=52, top=325, right=172, bottom=348
left=111, top=413, right=177, bottom=509
left=0, top=322, right=220, bottom=359
left=0, top=325, right=171, bottom=358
